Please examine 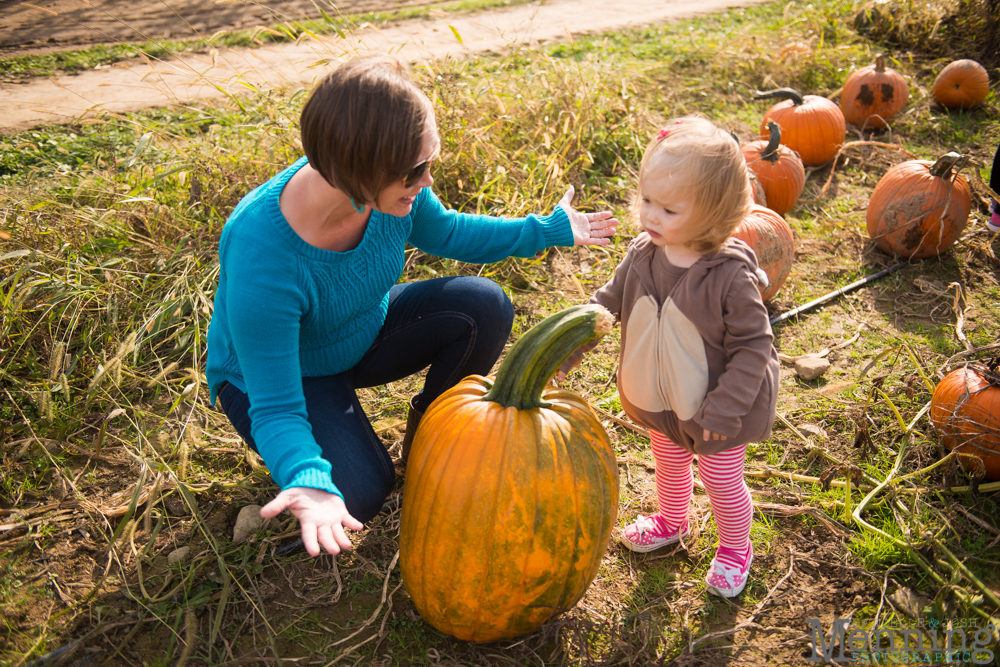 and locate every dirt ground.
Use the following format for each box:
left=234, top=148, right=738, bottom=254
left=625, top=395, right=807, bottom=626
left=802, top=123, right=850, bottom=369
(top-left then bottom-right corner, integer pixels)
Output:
left=0, top=0, right=434, bottom=56
left=3, top=0, right=998, bottom=665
